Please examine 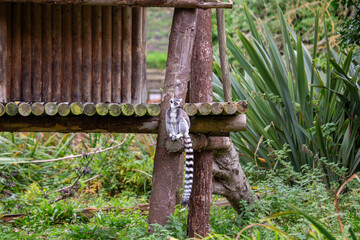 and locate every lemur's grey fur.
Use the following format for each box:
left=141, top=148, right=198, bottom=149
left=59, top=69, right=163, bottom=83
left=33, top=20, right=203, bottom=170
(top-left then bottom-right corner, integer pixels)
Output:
left=165, top=98, right=194, bottom=206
